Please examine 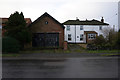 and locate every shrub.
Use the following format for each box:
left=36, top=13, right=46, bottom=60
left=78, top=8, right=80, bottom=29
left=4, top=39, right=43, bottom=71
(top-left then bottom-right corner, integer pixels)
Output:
left=2, top=37, right=21, bottom=53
